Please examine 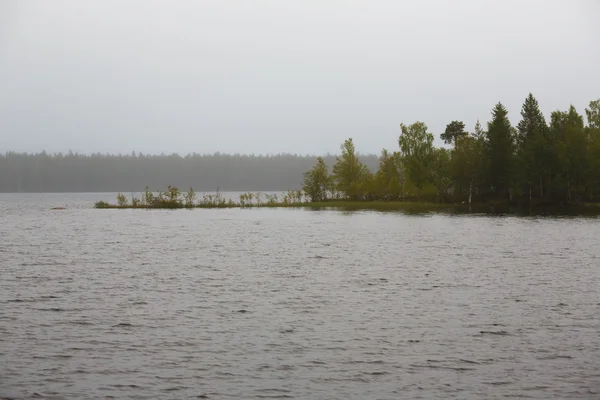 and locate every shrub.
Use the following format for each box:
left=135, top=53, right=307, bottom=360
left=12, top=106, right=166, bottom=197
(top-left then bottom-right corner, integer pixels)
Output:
left=117, top=193, right=128, bottom=207
left=95, top=201, right=111, bottom=209
left=143, top=186, right=154, bottom=206
left=131, top=195, right=141, bottom=207
left=184, top=187, right=196, bottom=208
